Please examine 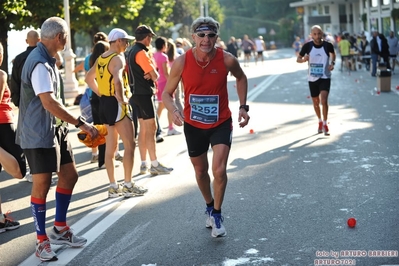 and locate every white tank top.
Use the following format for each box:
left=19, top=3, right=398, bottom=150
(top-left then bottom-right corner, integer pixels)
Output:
left=255, top=39, right=264, bottom=51
left=308, top=44, right=331, bottom=82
